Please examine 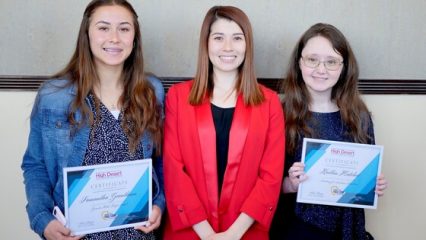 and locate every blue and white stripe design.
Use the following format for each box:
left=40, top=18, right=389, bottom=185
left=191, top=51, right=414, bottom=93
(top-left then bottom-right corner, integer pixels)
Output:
left=297, top=138, right=383, bottom=209
left=338, top=154, right=380, bottom=205
left=63, top=159, right=152, bottom=235
left=111, top=170, right=150, bottom=226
